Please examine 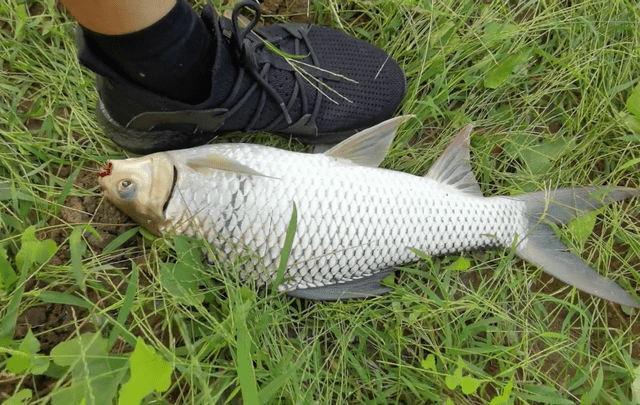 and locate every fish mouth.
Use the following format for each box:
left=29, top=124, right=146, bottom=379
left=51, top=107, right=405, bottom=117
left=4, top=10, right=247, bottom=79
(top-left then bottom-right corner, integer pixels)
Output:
left=162, top=165, right=178, bottom=215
